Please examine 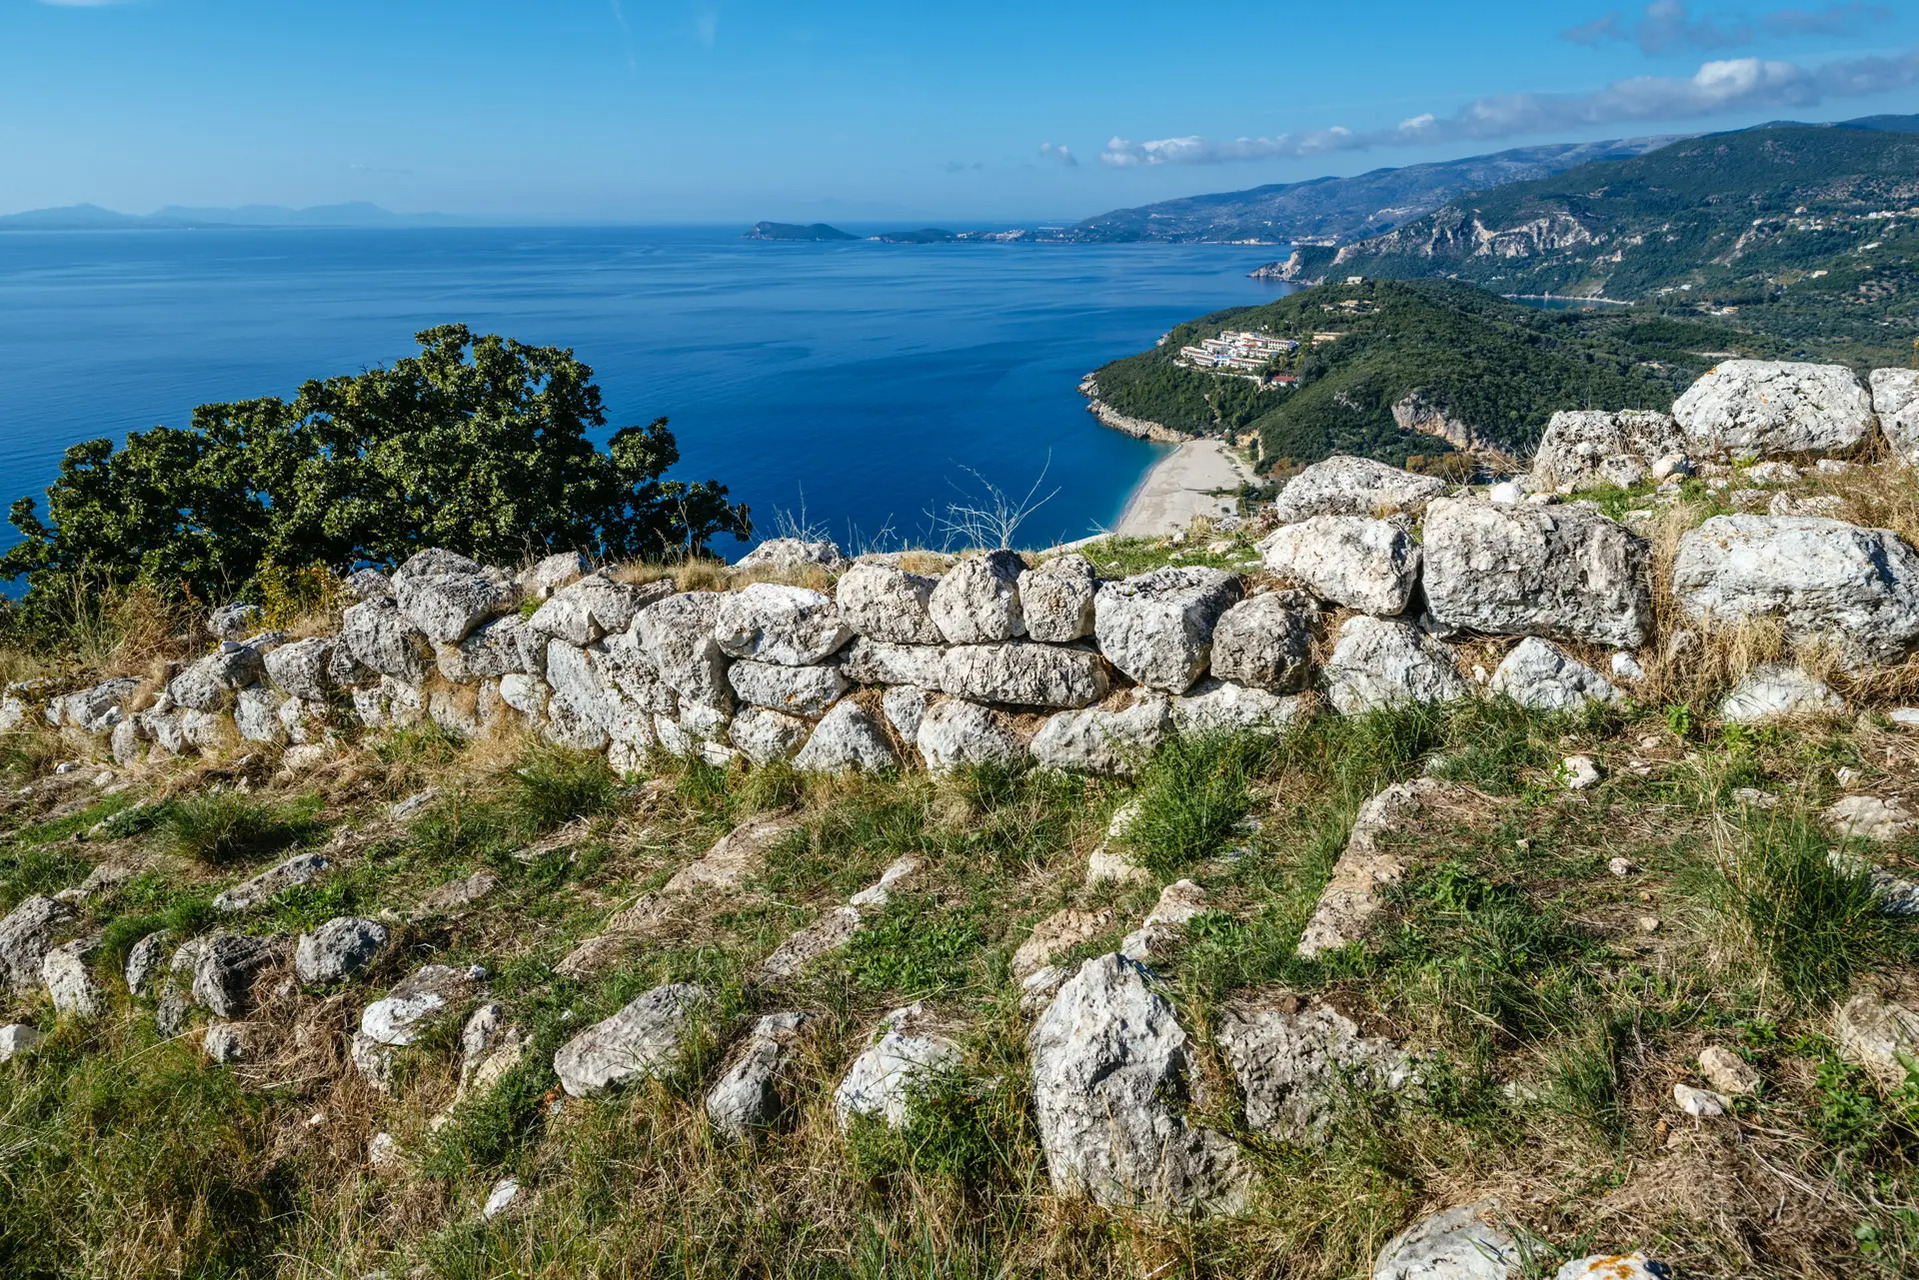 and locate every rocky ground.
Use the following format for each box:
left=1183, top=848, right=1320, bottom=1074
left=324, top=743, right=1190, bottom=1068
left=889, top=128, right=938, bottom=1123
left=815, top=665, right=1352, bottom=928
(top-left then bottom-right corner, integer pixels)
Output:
left=3, top=360, right=1919, bottom=1279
